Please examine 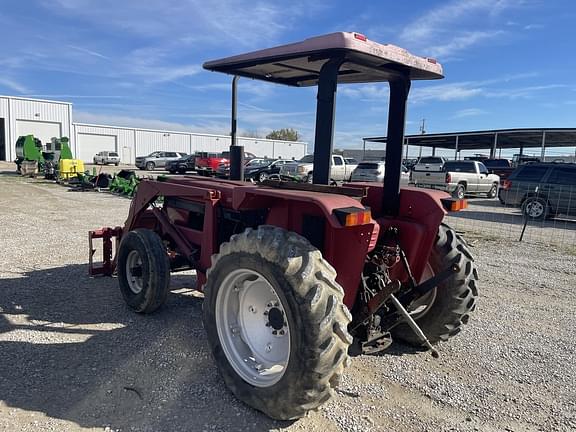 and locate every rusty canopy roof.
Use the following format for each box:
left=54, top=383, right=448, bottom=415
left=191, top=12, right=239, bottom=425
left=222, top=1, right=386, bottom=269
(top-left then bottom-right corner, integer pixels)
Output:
left=203, top=32, right=443, bottom=86
left=364, top=128, right=576, bottom=150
